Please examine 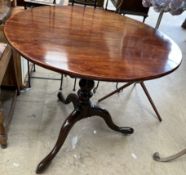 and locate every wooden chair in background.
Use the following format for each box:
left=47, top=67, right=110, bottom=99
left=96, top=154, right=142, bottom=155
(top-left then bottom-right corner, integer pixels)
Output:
left=0, top=43, right=20, bottom=148
left=105, top=0, right=149, bottom=22
left=24, top=0, right=56, bottom=9
left=0, top=0, right=21, bottom=148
